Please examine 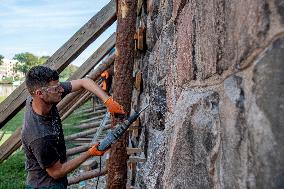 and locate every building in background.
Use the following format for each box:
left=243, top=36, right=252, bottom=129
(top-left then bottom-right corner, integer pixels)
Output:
left=0, top=58, right=24, bottom=80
